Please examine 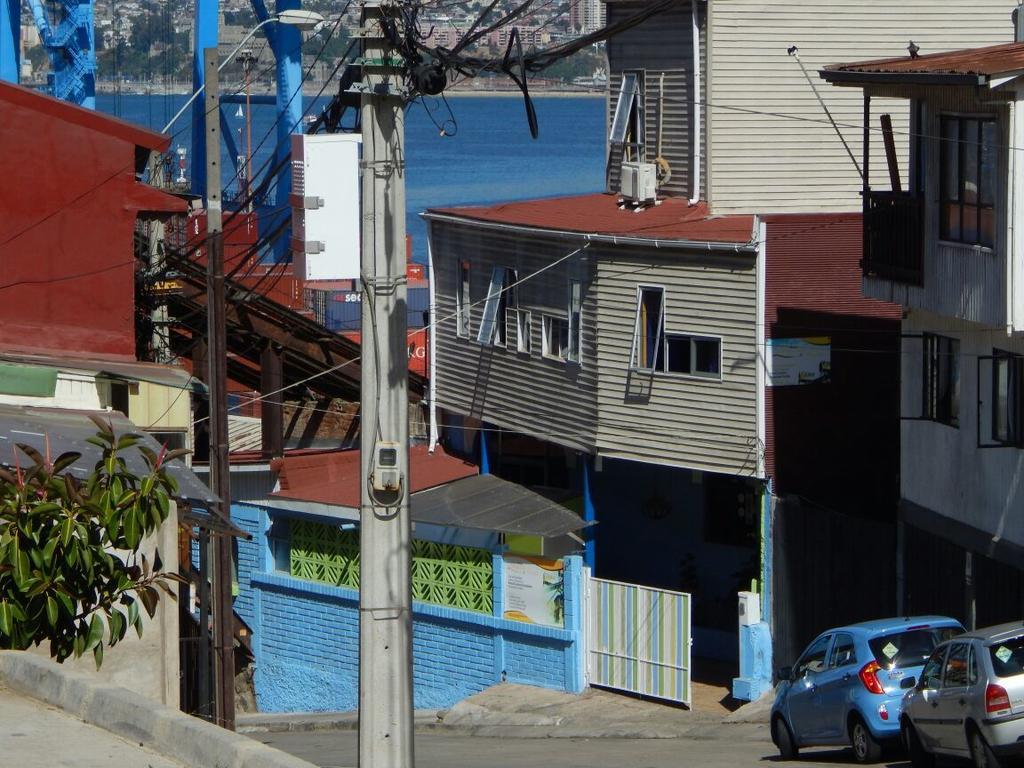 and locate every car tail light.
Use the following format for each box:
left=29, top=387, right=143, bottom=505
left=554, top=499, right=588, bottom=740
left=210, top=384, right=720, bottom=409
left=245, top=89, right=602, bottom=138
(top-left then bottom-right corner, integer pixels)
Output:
left=859, top=661, right=885, bottom=695
left=986, top=683, right=1011, bottom=714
